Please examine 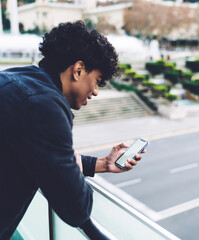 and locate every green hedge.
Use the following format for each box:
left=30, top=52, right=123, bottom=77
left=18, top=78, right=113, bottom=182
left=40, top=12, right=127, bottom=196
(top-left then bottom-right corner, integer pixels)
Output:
left=135, top=89, right=158, bottom=111
left=124, top=69, right=136, bottom=77
left=110, top=79, right=157, bottom=111
left=186, top=60, right=199, bottom=72
left=182, top=71, right=193, bottom=81
left=183, top=81, right=199, bottom=95
left=119, top=63, right=131, bottom=72
left=164, top=92, right=178, bottom=101
left=164, top=62, right=176, bottom=71
left=110, top=79, right=158, bottom=111
left=142, top=80, right=156, bottom=88
left=193, top=79, right=199, bottom=83
left=164, top=70, right=180, bottom=84
left=133, top=74, right=148, bottom=81
left=145, top=60, right=176, bottom=75
left=151, top=84, right=169, bottom=98
left=145, top=62, right=164, bottom=75
left=110, top=79, right=136, bottom=92
left=153, top=85, right=169, bottom=94
left=164, top=69, right=192, bottom=84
